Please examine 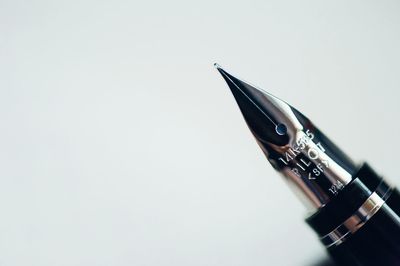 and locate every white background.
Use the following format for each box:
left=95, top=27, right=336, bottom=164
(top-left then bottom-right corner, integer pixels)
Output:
left=1, top=0, right=400, bottom=265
